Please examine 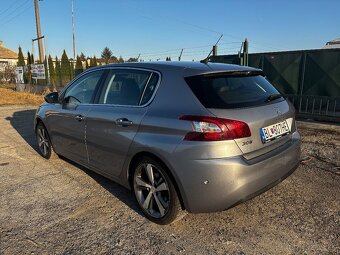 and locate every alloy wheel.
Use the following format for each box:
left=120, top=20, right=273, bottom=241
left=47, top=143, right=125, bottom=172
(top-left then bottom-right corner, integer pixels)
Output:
left=37, top=125, right=50, bottom=157
left=133, top=163, right=170, bottom=218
